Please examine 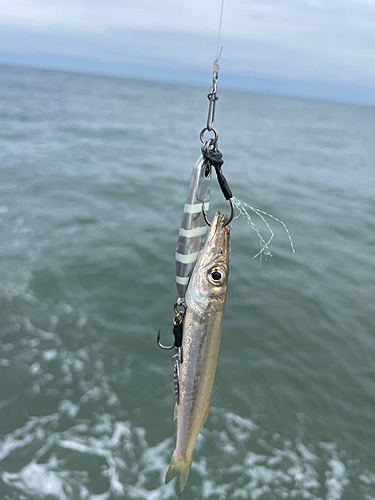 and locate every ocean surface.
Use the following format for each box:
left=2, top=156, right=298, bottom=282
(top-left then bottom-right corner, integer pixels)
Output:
left=0, top=64, right=375, bottom=500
